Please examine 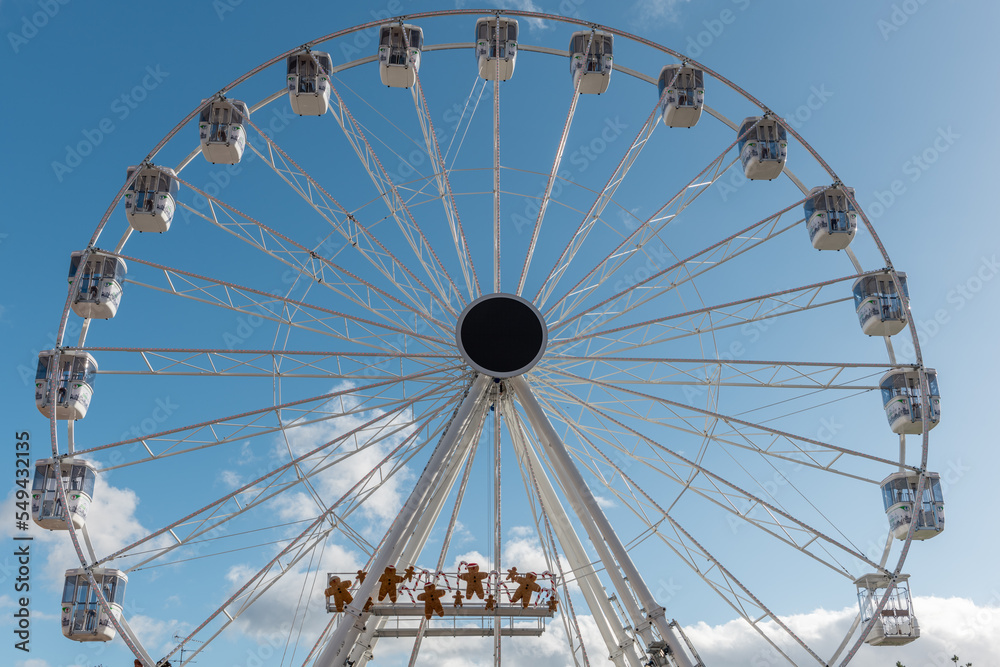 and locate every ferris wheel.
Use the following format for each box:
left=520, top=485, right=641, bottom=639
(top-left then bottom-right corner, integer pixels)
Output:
left=33, top=9, right=946, bottom=667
